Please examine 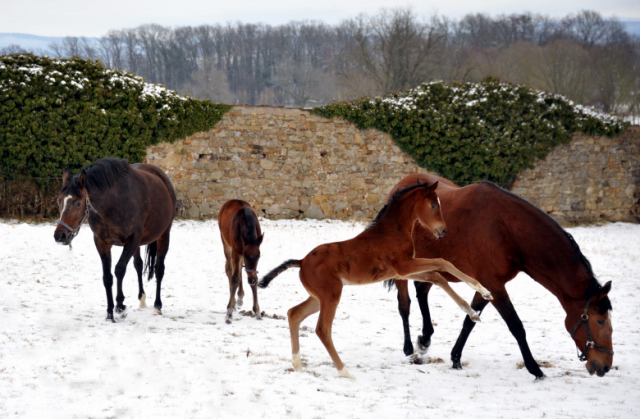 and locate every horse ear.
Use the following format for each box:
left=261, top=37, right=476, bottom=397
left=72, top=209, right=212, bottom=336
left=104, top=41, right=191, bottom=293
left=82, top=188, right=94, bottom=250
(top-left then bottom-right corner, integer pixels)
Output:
left=78, top=170, right=87, bottom=189
left=62, top=169, right=71, bottom=186
left=426, top=181, right=439, bottom=193
left=595, top=281, right=612, bottom=300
